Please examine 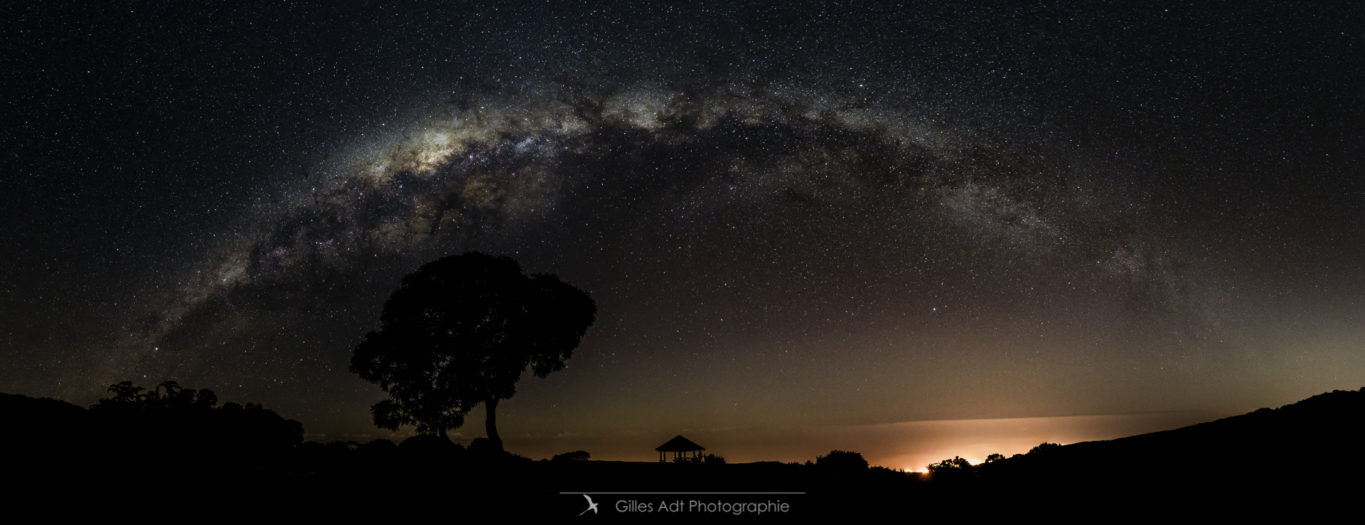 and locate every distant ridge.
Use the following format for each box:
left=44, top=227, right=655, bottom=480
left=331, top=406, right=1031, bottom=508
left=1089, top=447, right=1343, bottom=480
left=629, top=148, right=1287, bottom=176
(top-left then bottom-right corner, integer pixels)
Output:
left=1022, top=387, right=1365, bottom=465
left=964, top=387, right=1365, bottom=508
left=2, top=387, right=1361, bottom=516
